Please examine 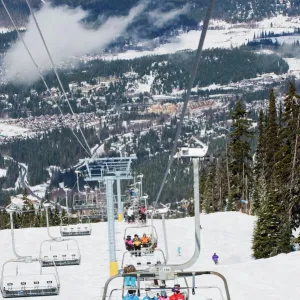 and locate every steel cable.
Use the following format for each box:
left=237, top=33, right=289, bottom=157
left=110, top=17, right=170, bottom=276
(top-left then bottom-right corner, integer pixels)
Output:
left=151, top=0, right=215, bottom=212
left=25, top=0, right=92, bottom=156
left=0, top=0, right=91, bottom=157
